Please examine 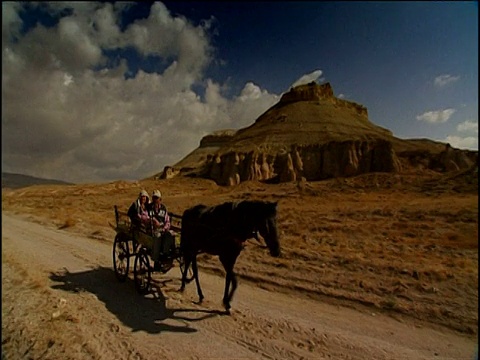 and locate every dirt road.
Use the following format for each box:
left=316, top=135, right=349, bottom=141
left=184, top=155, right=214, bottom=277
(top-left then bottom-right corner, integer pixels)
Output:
left=2, top=213, right=477, bottom=359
